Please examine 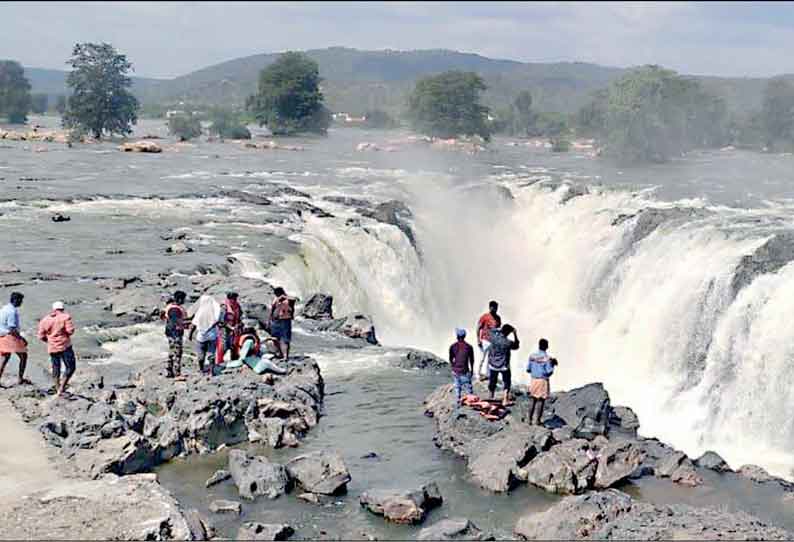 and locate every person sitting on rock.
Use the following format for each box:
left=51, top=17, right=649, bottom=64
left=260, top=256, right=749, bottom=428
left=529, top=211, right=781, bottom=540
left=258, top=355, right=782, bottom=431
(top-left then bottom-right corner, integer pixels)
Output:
left=526, top=338, right=558, bottom=426
left=449, top=327, right=474, bottom=407
left=0, top=292, right=30, bottom=387
left=161, top=290, right=188, bottom=379
left=269, top=287, right=296, bottom=362
left=37, top=301, right=76, bottom=396
left=188, top=295, right=222, bottom=376
left=487, top=323, right=519, bottom=407
left=226, top=327, right=287, bottom=375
